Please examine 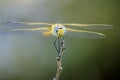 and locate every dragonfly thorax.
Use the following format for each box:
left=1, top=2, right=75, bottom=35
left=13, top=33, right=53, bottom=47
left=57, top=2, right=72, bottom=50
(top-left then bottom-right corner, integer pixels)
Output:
left=52, top=24, right=66, bottom=37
